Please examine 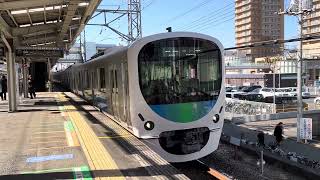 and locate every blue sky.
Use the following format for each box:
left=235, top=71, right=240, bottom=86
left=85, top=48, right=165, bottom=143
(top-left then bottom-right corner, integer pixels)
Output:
left=83, top=0, right=300, bottom=48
